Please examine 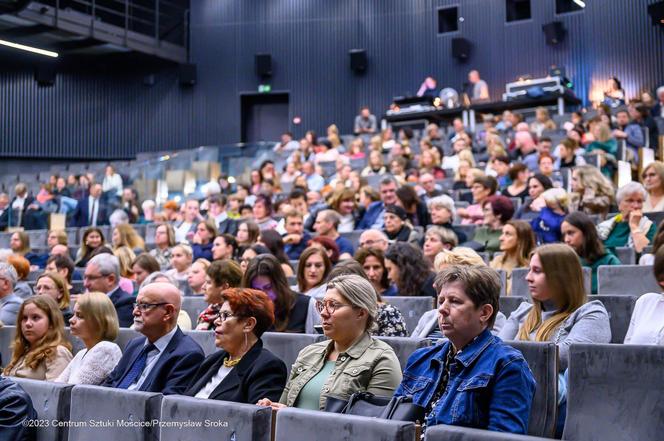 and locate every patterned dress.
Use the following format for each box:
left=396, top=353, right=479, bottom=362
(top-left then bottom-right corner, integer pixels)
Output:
left=372, top=303, right=408, bottom=337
